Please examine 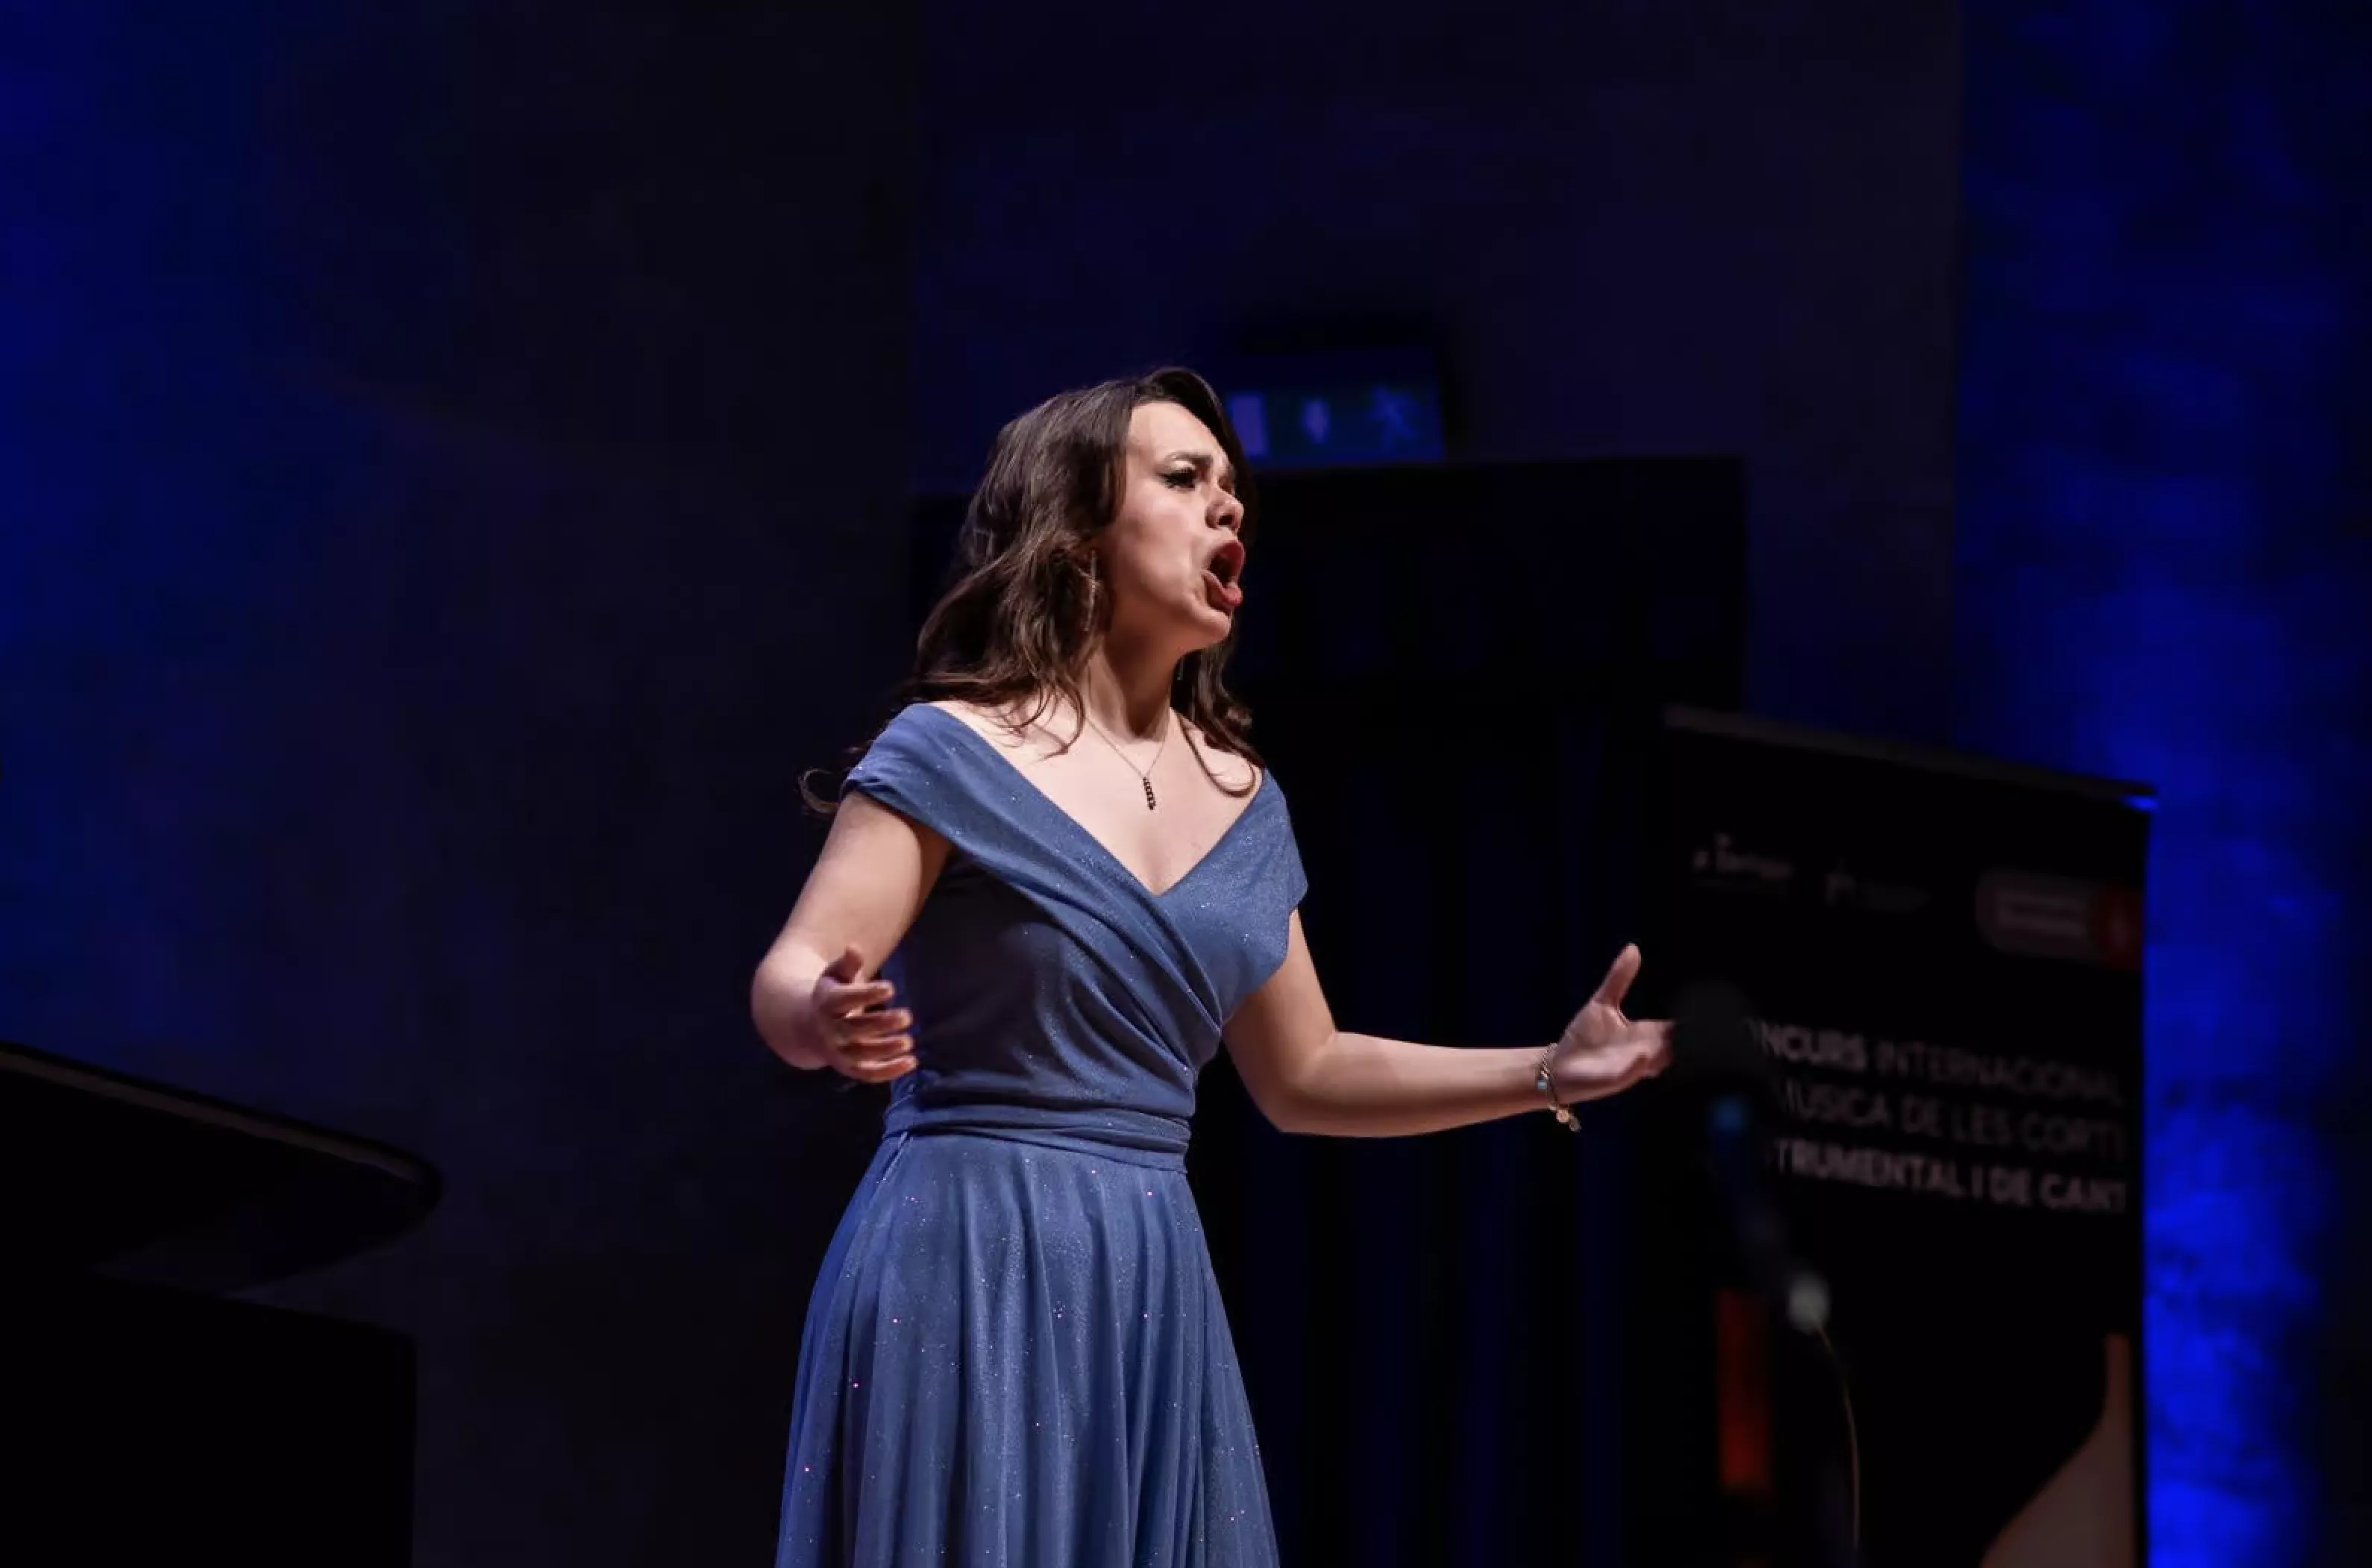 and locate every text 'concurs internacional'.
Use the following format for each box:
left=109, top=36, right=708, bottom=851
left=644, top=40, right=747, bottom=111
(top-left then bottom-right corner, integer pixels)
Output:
left=1750, top=1020, right=2131, bottom=1215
